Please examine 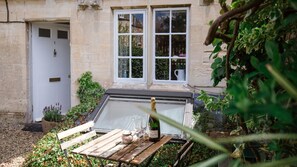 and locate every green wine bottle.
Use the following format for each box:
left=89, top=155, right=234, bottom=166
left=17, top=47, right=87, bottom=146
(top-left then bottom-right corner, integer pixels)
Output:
left=148, top=97, right=160, bottom=142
